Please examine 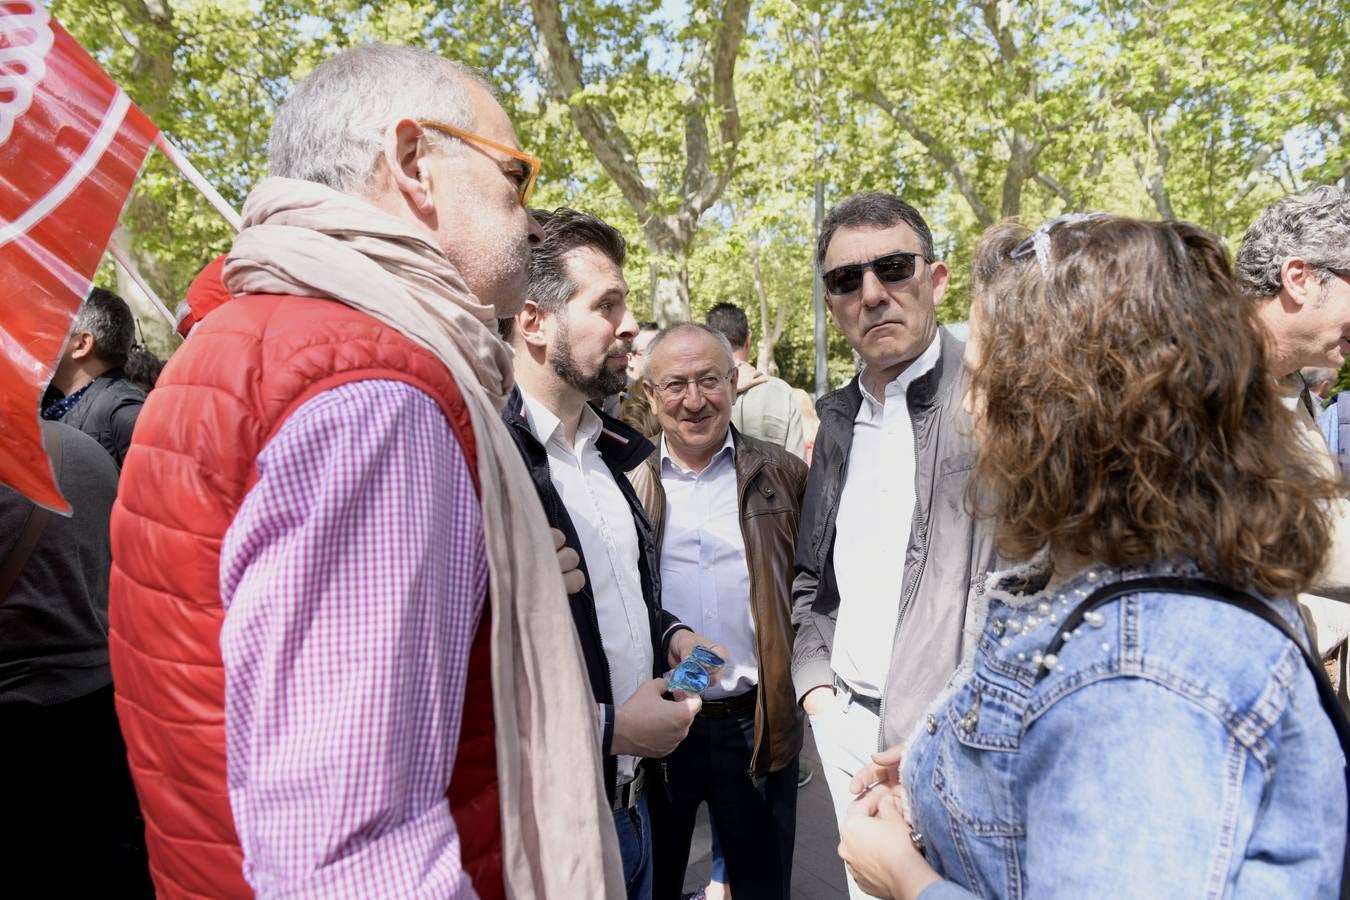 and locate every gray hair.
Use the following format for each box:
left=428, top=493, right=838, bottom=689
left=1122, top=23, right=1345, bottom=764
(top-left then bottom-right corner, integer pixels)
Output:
left=267, top=44, right=493, bottom=194
left=1302, top=366, right=1340, bottom=388
left=73, top=287, right=136, bottom=367
left=643, top=323, right=735, bottom=380
left=1236, top=185, right=1350, bottom=297
left=817, top=192, right=936, bottom=270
